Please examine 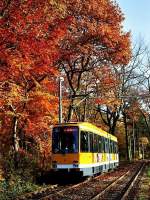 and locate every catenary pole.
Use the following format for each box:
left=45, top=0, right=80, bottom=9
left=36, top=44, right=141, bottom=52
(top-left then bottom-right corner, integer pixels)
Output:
left=59, top=77, right=64, bottom=124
